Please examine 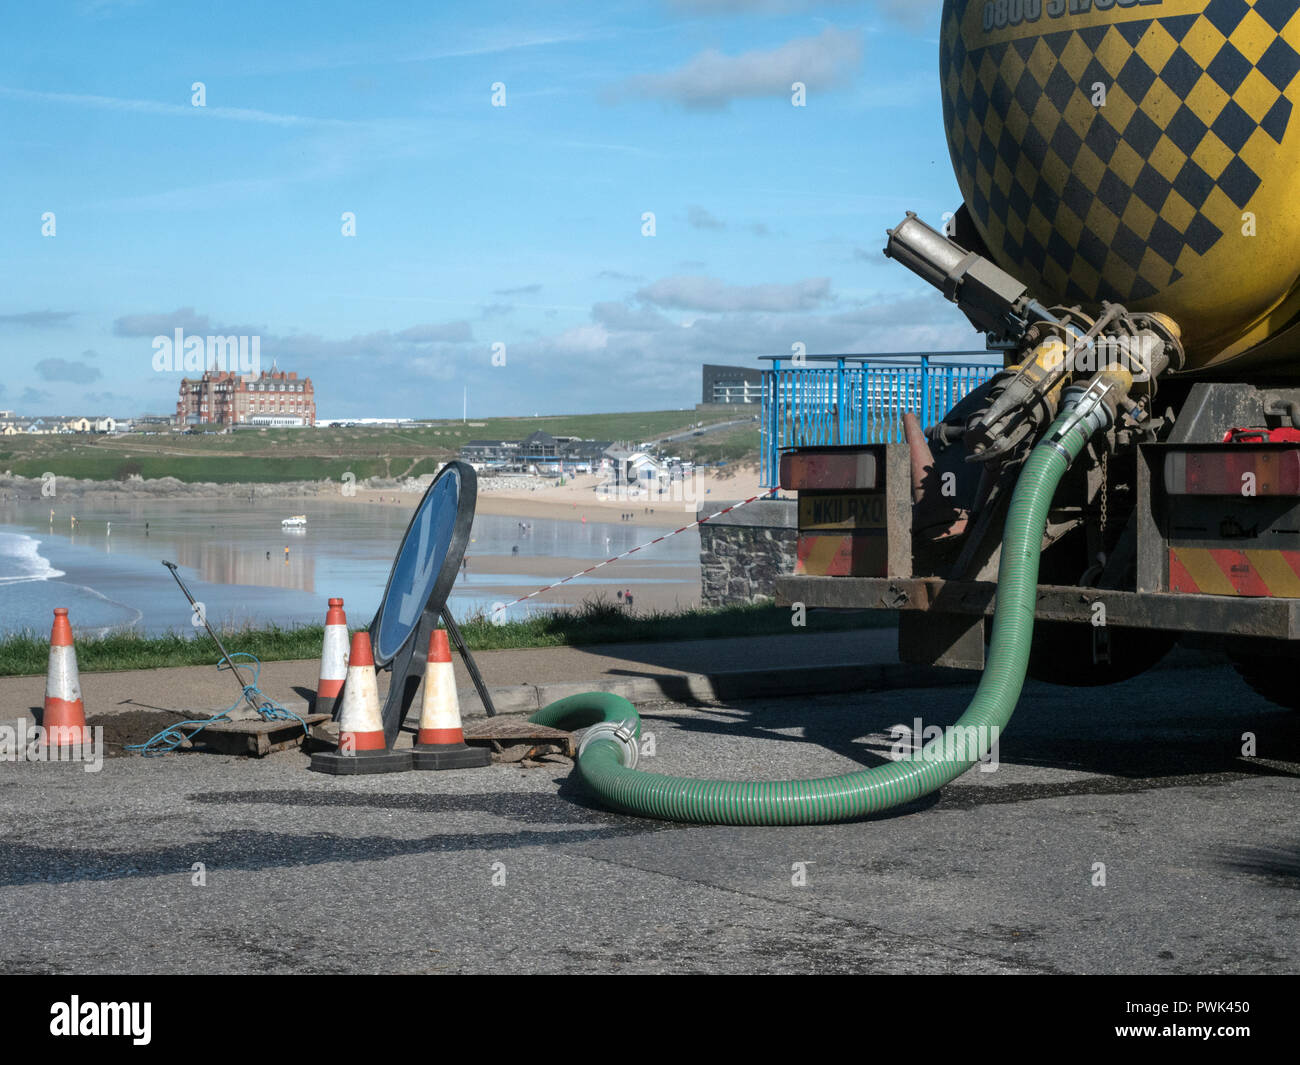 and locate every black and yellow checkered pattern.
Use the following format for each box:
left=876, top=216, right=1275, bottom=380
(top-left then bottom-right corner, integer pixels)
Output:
left=942, top=0, right=1300, bottom=307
